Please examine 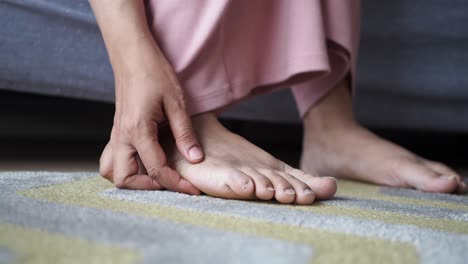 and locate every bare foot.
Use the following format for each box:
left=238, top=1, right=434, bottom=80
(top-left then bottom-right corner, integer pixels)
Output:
left=163, top=113, right=337, bottom=204
left=300, top=79, right=467, bottom=194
